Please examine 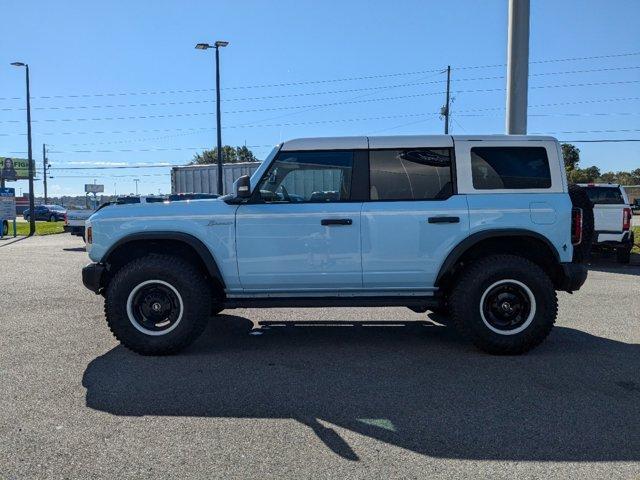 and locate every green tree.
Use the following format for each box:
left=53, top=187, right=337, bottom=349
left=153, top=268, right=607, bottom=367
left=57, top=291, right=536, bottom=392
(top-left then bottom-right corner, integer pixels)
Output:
left=191, top=145, right=258, bottom=165
left=561, top=143, right=580, bottom=172
left=235, top=145, right=258, bottom=163
left=567, top=166, right=601, bottom=184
